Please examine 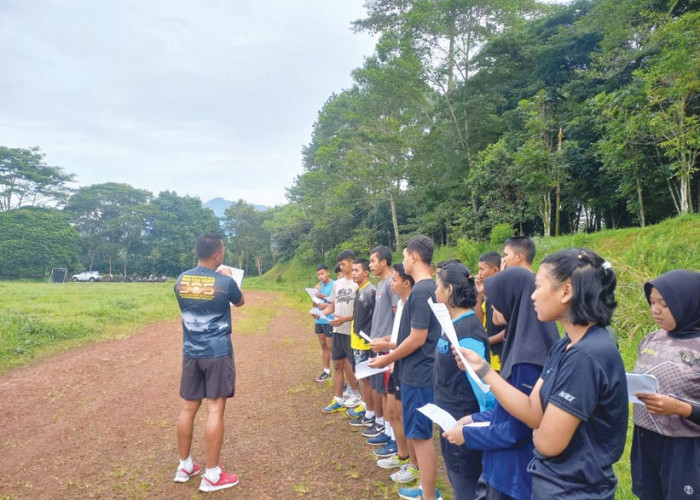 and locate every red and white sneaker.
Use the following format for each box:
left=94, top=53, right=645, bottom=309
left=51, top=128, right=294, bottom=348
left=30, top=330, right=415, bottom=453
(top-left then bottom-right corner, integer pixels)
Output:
left=173, top=462, right=201, bottom=483
left=199, top=469, right=240, bottom=492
